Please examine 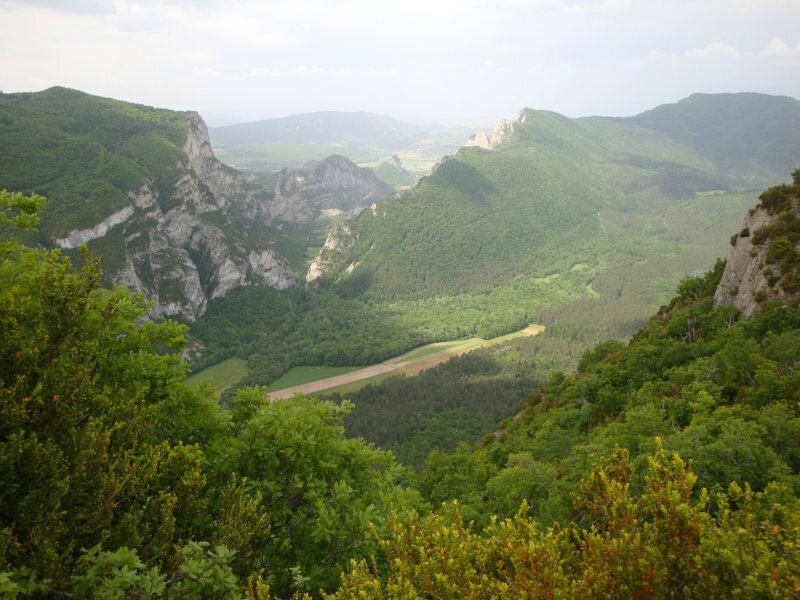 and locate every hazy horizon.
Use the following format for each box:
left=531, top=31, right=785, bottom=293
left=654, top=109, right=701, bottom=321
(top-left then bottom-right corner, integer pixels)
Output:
left=1, top=0, right=799, bottom=127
